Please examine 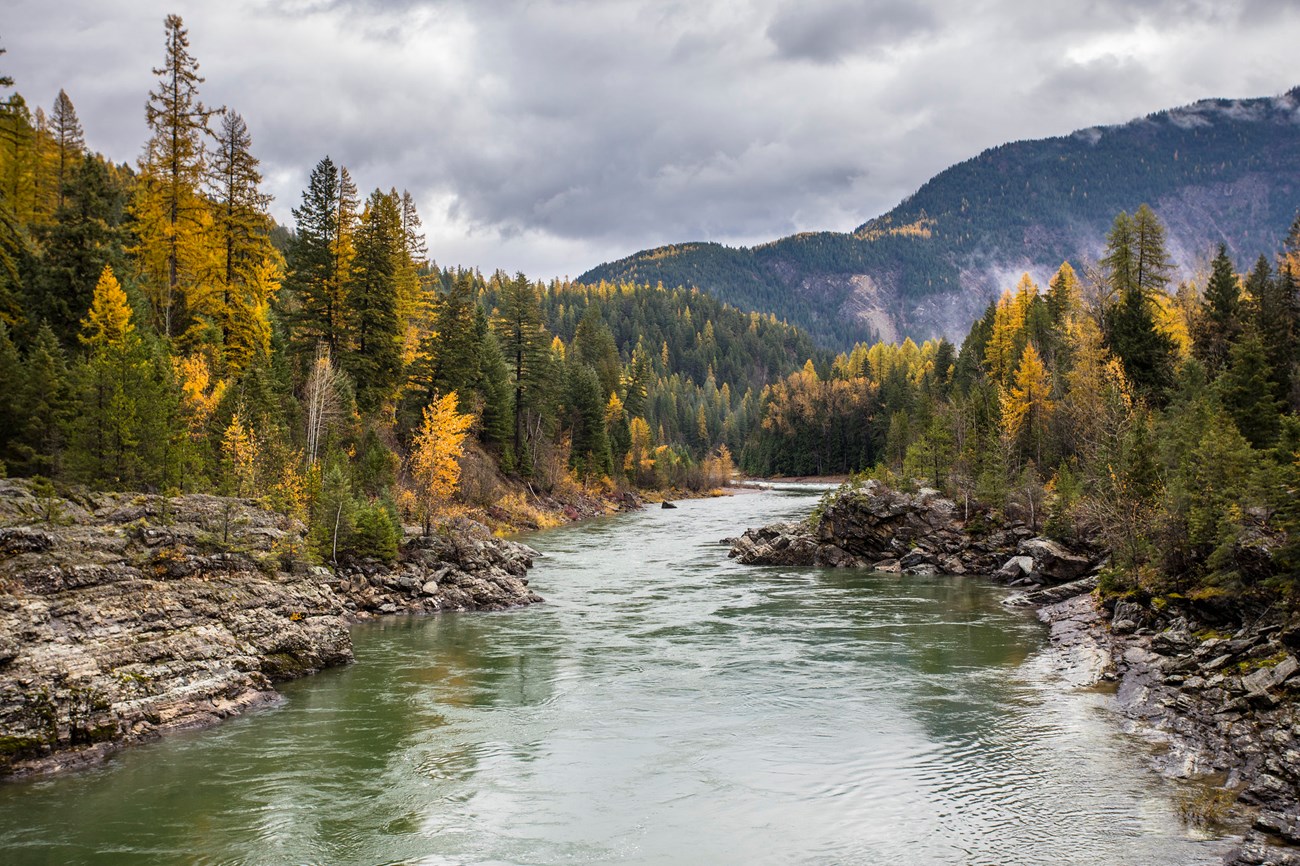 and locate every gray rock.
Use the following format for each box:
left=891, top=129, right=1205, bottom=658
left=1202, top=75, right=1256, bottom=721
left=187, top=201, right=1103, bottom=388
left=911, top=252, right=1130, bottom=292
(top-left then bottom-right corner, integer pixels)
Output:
left=1016, top=537, right=1093, bottom=584
left=995, top=556, right=1035, bottom=581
